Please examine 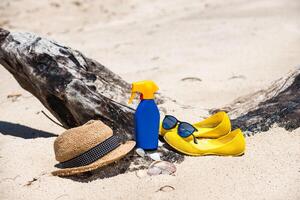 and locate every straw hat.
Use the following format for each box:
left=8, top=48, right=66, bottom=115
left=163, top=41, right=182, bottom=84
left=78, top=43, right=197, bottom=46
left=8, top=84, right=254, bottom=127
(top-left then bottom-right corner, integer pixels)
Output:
left=52, top=120, right=135, bottom=176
